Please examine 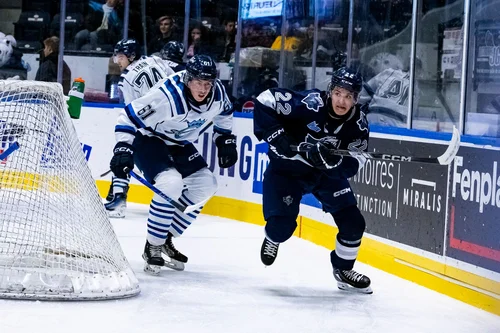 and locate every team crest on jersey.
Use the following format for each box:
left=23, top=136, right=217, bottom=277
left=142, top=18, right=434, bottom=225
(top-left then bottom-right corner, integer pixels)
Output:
left=301, top=92, right=324, bottom=112
left=307, top=121, right=321, bottom=132
left=357, top=111, right=369, bottom=132
left=171, top=119, right=207, bottom=138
